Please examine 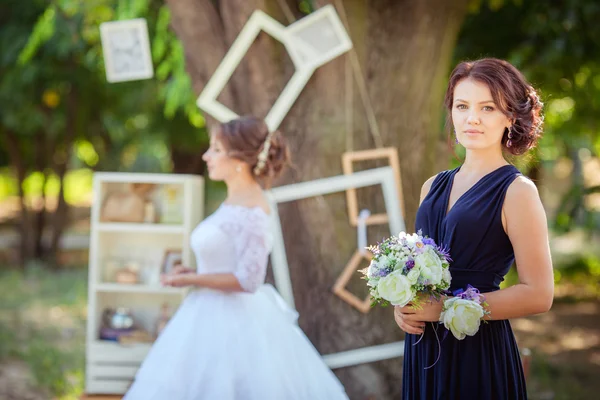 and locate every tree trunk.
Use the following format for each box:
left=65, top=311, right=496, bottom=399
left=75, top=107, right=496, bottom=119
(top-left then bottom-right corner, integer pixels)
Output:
left=49, top=87, right=78, bottom=267
left=33, top=131, right=48, bottom=260
left=2, top=130, right=32, bottom=267
left=167, top=0, right=468, bottom=397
